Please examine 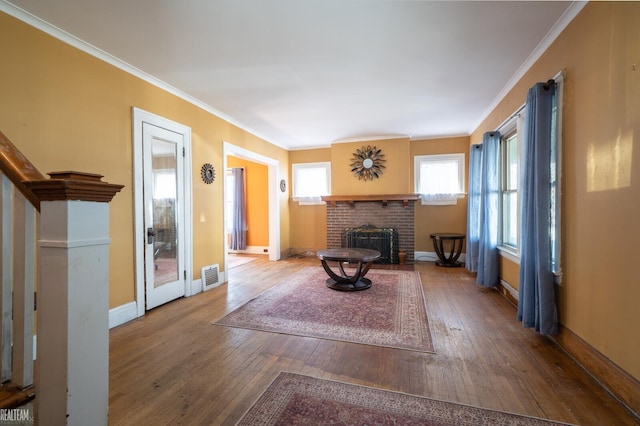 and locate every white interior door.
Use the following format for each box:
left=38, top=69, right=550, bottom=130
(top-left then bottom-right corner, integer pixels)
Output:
left=143, top=123, right=186, bottom=309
